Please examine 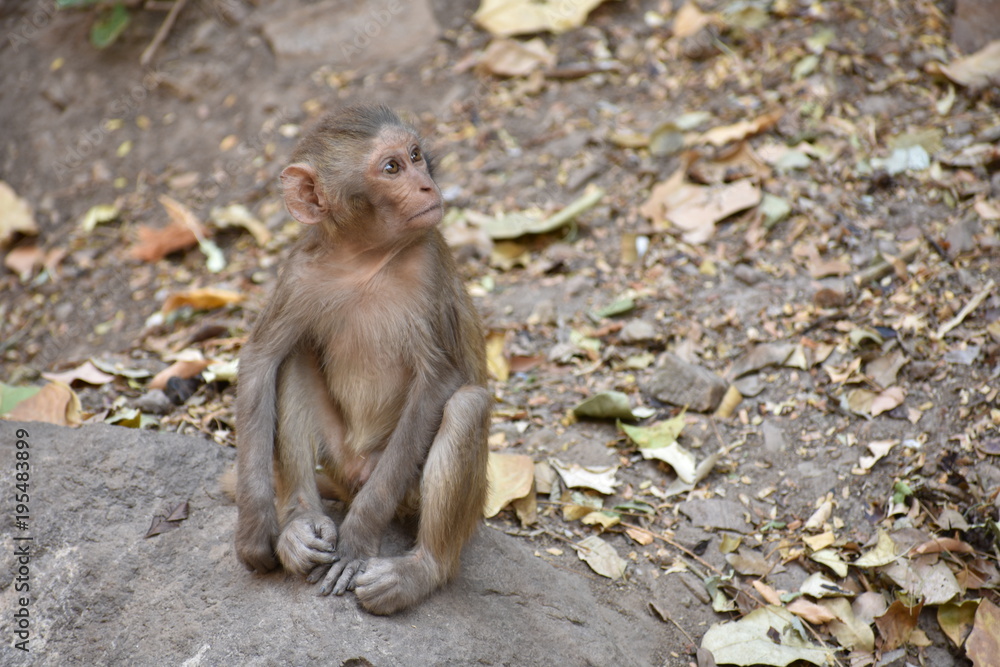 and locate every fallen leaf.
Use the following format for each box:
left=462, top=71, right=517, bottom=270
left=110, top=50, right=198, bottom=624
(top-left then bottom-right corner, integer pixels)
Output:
left=211, top=204, right=271, bottom=246
left=581, top=510, right=620, bottom=528
left=937, top=600, right=978, bottom=647
left=928, top=39, right=1000, bottom=87
left=485, top=331, right=510, bottom=382
left=150, top=357, right=212, bottom=390
left=799, top=571, right=853, bottom=598
left=698, top=110, right=783, bottom=147
left=967, top=598, right=1000, bottom=667
left=4, top=245, right=44, bottom=280
left=162, top=287, right=244, bottom=314
left=882, top=557, right=960, bottom=605
left=913, top=537, right=975, bottom=555
left=787, top=599, right=836, bottom=625
left=874, top=600, right=922, bottom=651
left=856, top=440, right=898, bottom=472
left=853, top=529, right=898, bottom=568
left=673, top=0, right=711, bottom=38
left=573, top=391, right=637, bottom=420
left=818, top=597, right=875, bottom=652
left=641, top=172, right=761, bottom=244
left=700, top=606, right=835, bottom=666
left=131, top=194, right=209, bottom=262
left=809, top=548, right=848, bottom=578
left=79, top=203, right=120, bottom=233
left=42, top=361, right=115, bottom=386
left=467, top=185, right=604, bottom=239
left=550, top=459, right=619, bottom=494
left=576, top=535, right=627, bottom=580
left=0, top=181, right=38, bottom=248
left=474, top=0, right=607, bottom=36
left=870, top=386, right=905, bottom=416
left=0, top=383, right=42, bottom=416
left=484, top=452, right=535, bottom=517
left=480, top=37, right=555, bottom=76
left=6, top=381, right=82, bottom=426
